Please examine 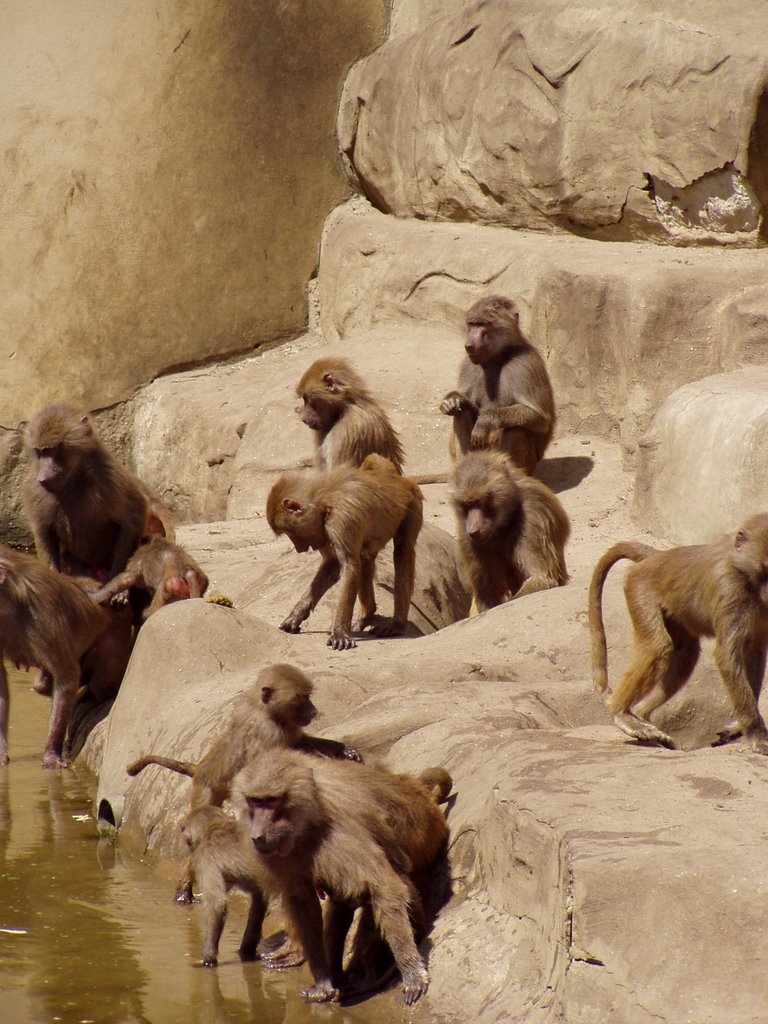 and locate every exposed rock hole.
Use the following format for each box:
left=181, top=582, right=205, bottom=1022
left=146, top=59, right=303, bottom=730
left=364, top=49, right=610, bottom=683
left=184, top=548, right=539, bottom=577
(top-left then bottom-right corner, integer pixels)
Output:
left=648, top=163, right=762, bottom=242
left=452, top=25, right=478, bottom=46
